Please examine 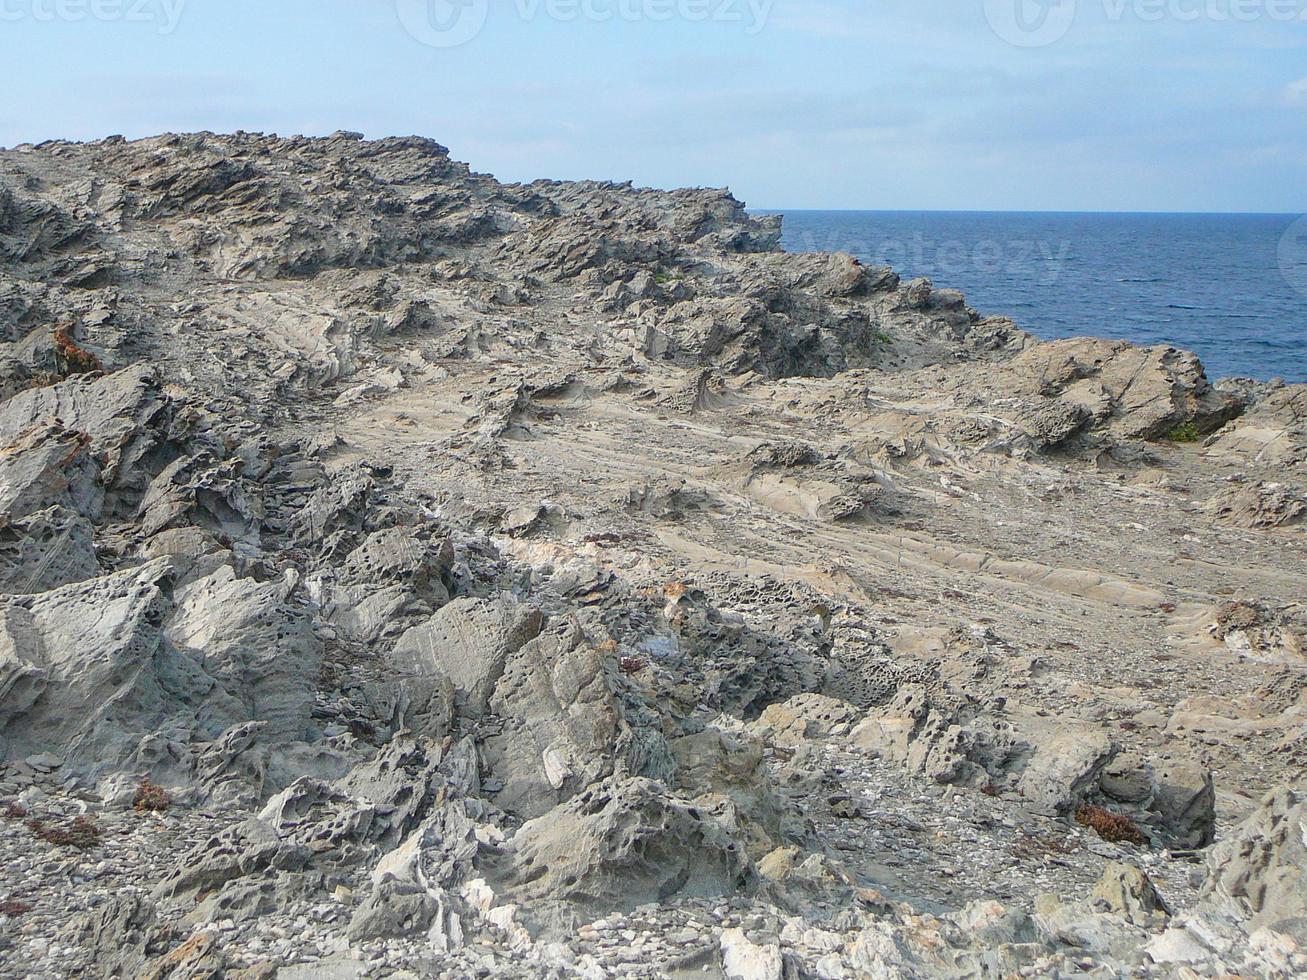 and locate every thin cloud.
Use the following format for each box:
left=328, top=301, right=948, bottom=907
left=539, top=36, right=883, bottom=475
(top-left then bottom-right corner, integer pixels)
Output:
left=1282, top=78, right=1307, bottom=107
